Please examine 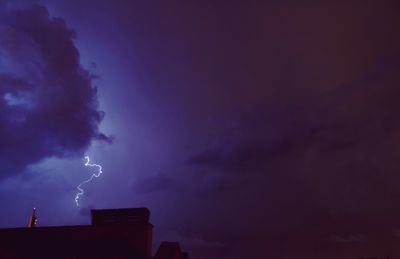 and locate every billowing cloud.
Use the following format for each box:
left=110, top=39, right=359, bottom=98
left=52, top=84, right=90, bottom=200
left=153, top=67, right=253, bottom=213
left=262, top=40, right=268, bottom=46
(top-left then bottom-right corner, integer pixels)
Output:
left=0, top=4, right=108, bottom=179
